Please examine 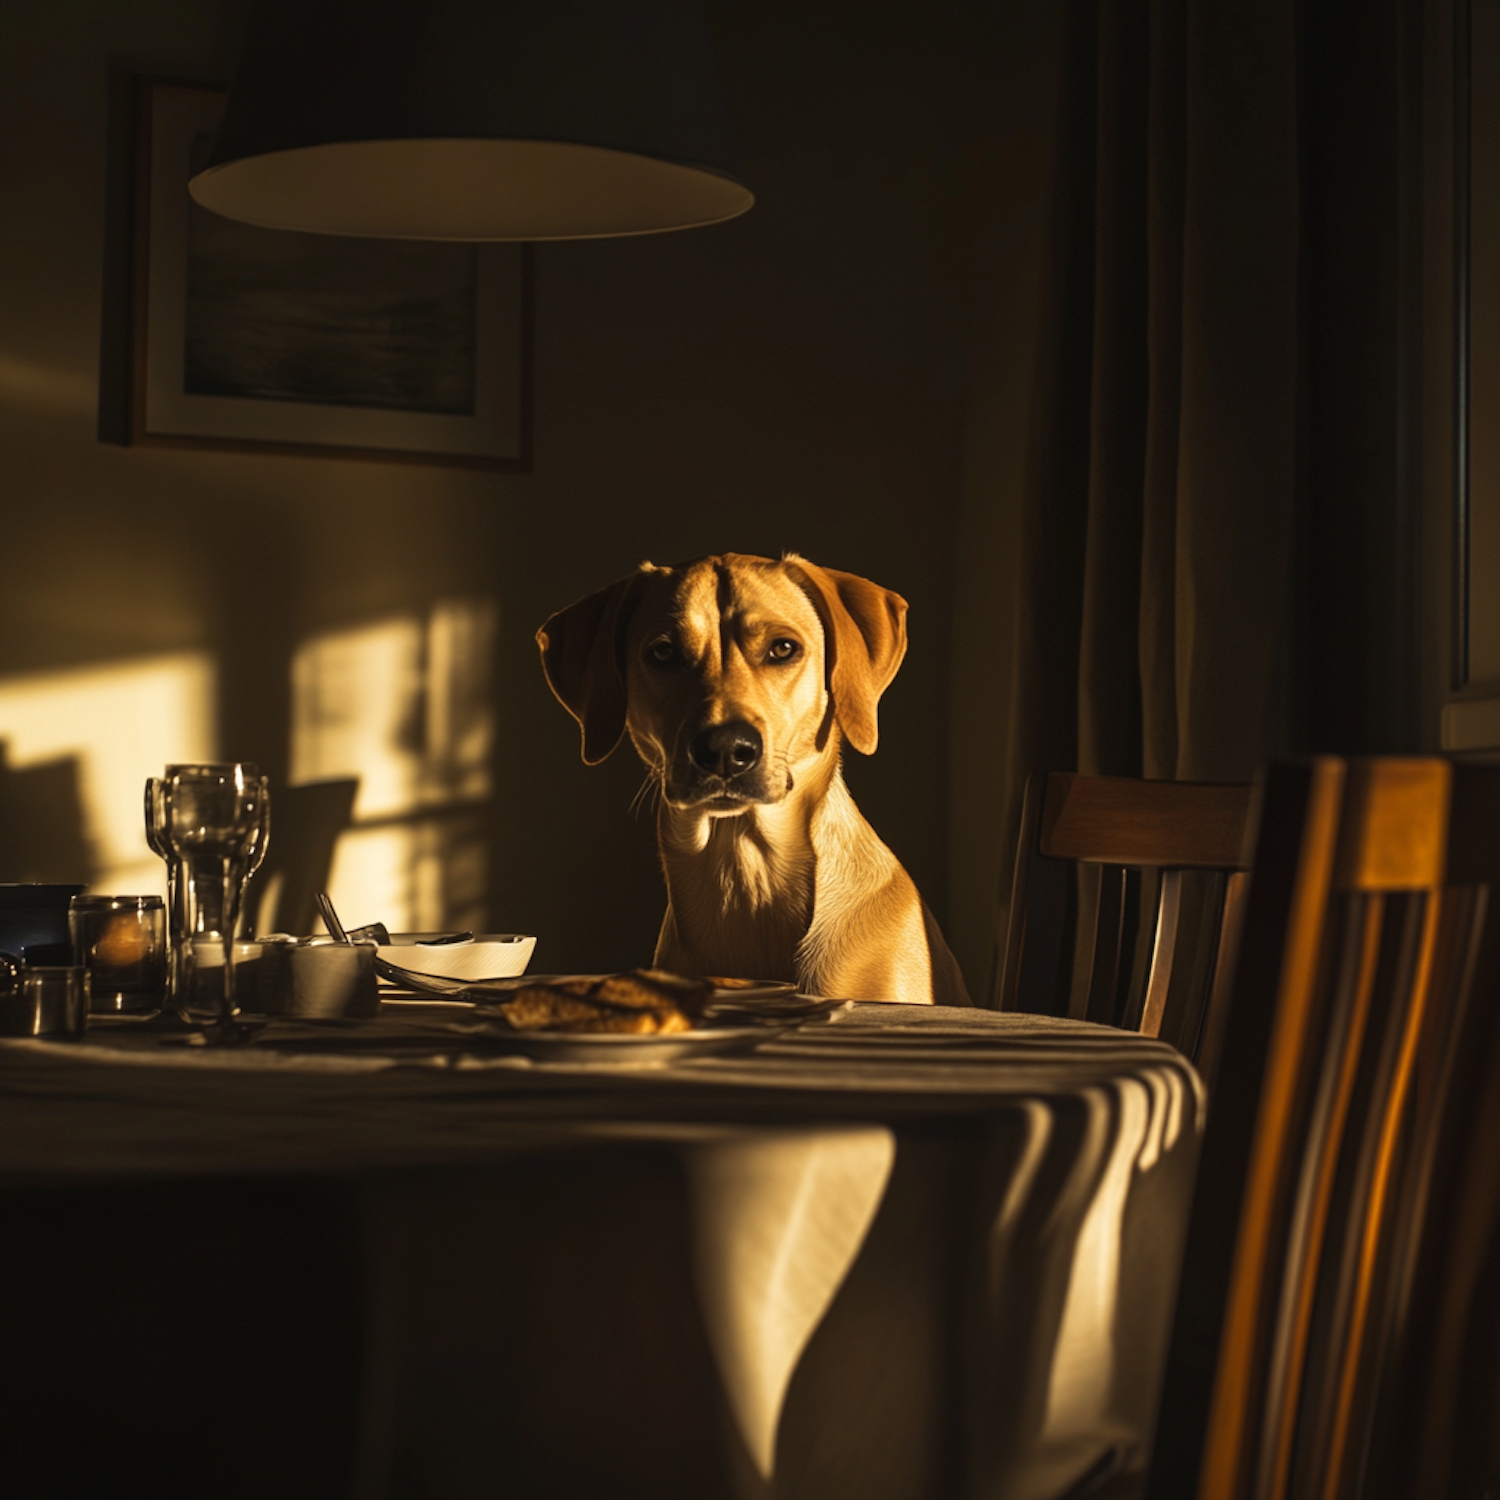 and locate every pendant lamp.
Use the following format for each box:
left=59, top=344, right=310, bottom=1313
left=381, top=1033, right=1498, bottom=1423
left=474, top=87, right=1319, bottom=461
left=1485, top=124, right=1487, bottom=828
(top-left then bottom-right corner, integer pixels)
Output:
left=188, top=0, right=754, bottom=241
